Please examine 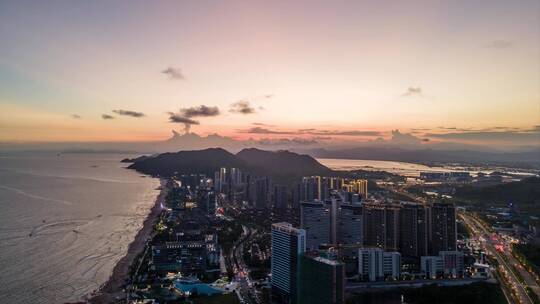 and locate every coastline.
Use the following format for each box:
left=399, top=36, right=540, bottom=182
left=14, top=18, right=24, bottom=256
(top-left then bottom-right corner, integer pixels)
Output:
left=87, top=178, right=170, bottom=304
